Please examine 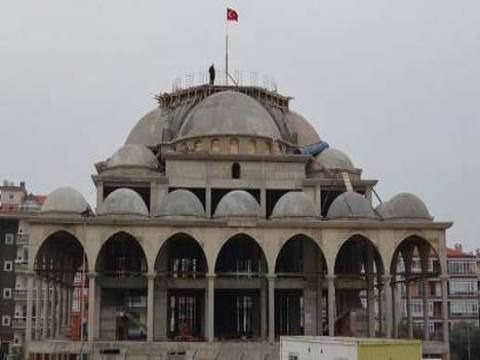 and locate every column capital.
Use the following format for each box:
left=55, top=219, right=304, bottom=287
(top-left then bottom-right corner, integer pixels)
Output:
left=206, top=273, right=216, bottom=279
left=266, top=274, right=276, bottom=281
left=87, top=272, right=98, bottom=278
left=439, top=274, right=449, bottom=281
left=382, top=274, right=392, bottom=282
left=145, top=272, right=157, bottom=280
left=325, top=274, right=336, bottom=281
